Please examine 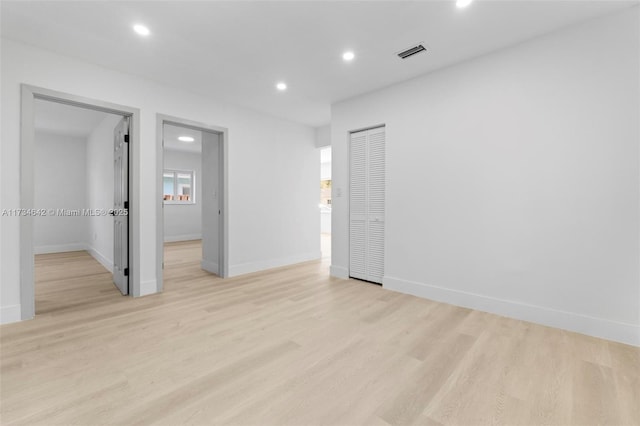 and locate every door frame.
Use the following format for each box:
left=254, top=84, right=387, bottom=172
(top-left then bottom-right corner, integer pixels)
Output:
left=20, top=84, right=141, bottom=320
left=156, top=114, right=229, bottom=291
